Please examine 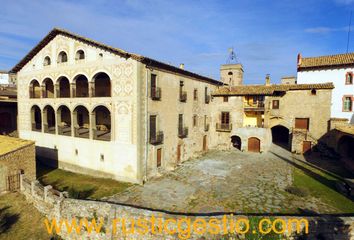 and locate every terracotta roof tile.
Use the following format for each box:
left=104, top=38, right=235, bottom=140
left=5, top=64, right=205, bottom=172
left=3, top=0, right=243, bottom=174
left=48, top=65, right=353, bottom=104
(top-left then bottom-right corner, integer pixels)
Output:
left=212, top=83, right=334, bottom=96
left=298, top=52, right=354, bottom=70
